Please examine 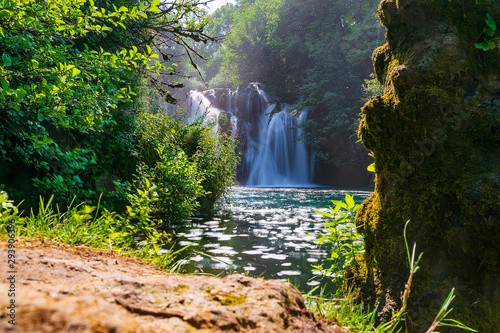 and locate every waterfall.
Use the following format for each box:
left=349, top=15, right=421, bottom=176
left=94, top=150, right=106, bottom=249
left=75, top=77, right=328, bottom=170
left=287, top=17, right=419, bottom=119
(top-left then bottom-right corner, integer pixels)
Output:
left=184, top=83, right=312, bottom=187
left=185, top=91, right=220, bottom=124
